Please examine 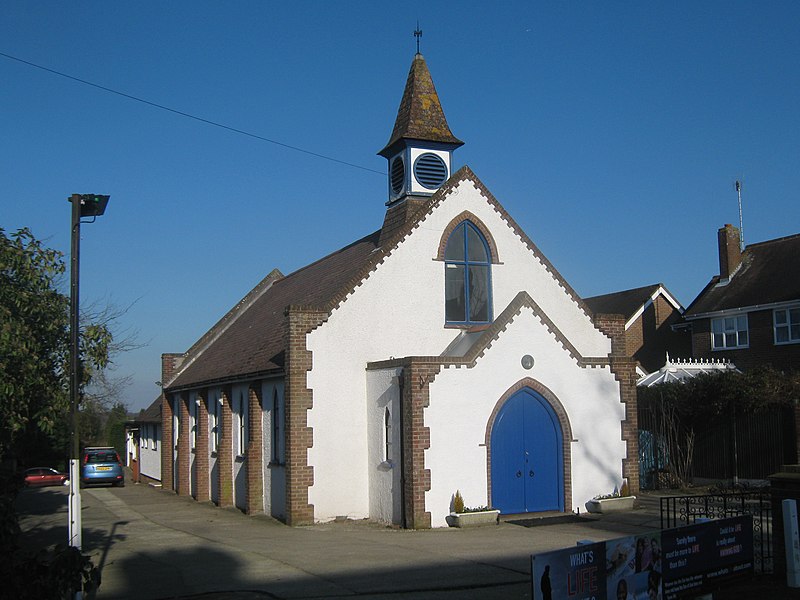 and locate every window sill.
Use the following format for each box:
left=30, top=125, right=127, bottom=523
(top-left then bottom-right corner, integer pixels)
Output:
left=378, top=460, right=394, bottom=471
left=268, top=461, right=285, bottom=468
left=235, top=454, right=246, bottom=462
left=444, top=323, right=492, bottom=331
left=711, top=346, right=748, bottom=351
